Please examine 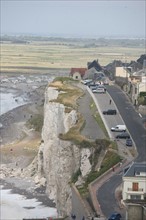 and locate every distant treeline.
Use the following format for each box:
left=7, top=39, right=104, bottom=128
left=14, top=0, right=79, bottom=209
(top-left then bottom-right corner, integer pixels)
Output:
left=0, top=35, right=145, bottom=48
